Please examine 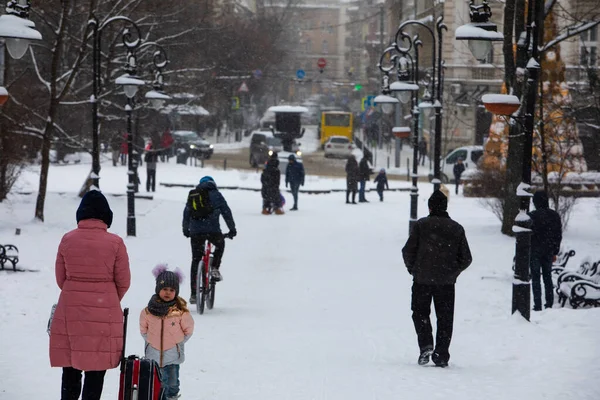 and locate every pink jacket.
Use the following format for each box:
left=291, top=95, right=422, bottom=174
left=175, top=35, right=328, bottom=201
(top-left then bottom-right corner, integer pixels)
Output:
left=49, top=219, right=131, bottom=371
left=140, top=305, right=194, bottom=367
